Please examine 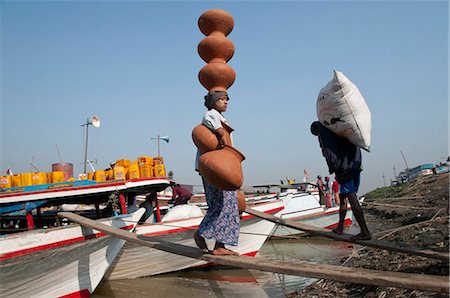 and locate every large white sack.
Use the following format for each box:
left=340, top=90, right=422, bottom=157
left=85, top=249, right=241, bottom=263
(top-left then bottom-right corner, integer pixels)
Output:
left=162, top=204, right=204, bottom=222
left=316, top=70, right=372, bottom=151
